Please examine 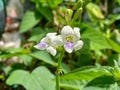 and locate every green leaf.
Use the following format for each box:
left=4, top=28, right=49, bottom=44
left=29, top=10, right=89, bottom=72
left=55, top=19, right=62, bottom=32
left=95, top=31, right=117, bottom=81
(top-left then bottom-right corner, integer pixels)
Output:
left=31, top=0, right=63, bottom=8
left=28, top=27, right=54, bottom=42
left=60, top=79, right=87, bottom=90
left=28, top=27, right=46, bottom=42
left=83, top=87, right=106, bottom=90
left=47, top=0, right=63, bottom=8
left=19, top=11, right=42, bottom=33
left=6, top=70, right=29, bottom=86
left=108, top=54, right=120, bottom=66
left=5, top=48, right=29, bottom=54
left=107, top=38, right=120, bottom=53
left=31, top=0, right=46, bottom=3
left=86, top=75, right=115, bottom=87
left=36, top=3, right=53, bottom=21
left=82, top=28, right=111, bottom=50
left=117, top=0, right=120, bottom=5
left=83, top=75, right=119, bottom=90
left=6, top=66, right=55, bottom=90
left=83, top=83, right=120, bottom=90
left=19, top=55, right=33, bottom=66
left=0, top=48, right=30, bottom=58
left=104, top=14, right=120, bottom=26
left=61, top=66, right=111, bottom=80
left=30, top=51, right=54, bottom=65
